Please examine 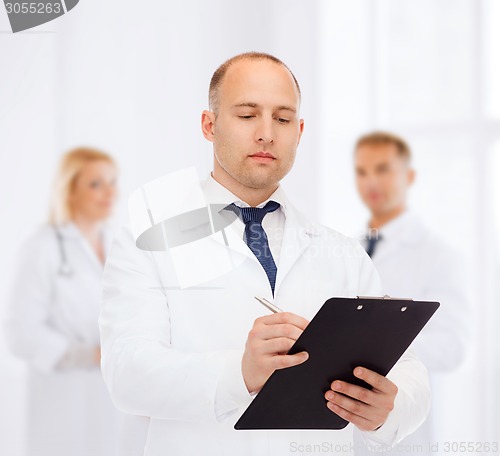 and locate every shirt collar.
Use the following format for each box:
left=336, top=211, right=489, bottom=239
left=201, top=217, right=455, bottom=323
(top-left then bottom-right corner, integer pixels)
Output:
left=202, top=173, right=289, bottom=216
